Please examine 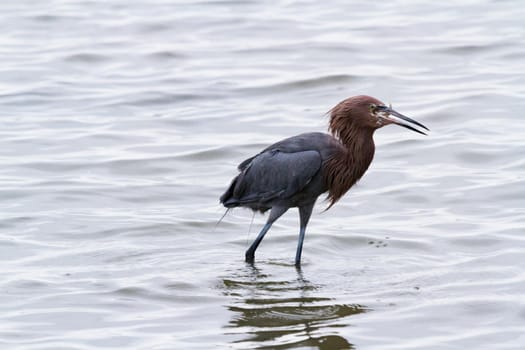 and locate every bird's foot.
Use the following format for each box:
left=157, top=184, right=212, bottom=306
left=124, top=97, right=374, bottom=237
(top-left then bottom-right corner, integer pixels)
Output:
left=245, top=252, right=255, bottom=264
